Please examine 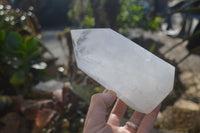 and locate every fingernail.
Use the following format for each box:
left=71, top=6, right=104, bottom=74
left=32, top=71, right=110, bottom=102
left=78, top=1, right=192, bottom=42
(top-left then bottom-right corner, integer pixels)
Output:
left=106, top=90, right=116, bottom=96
